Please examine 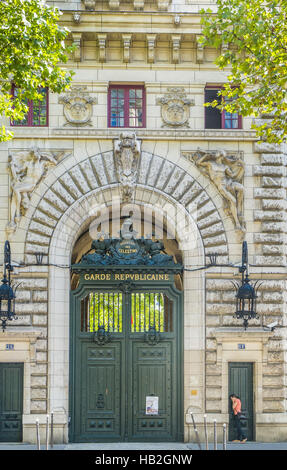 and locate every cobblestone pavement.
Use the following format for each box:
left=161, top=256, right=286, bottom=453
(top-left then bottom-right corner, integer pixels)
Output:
left=0, top=441, right=286, bottom=451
